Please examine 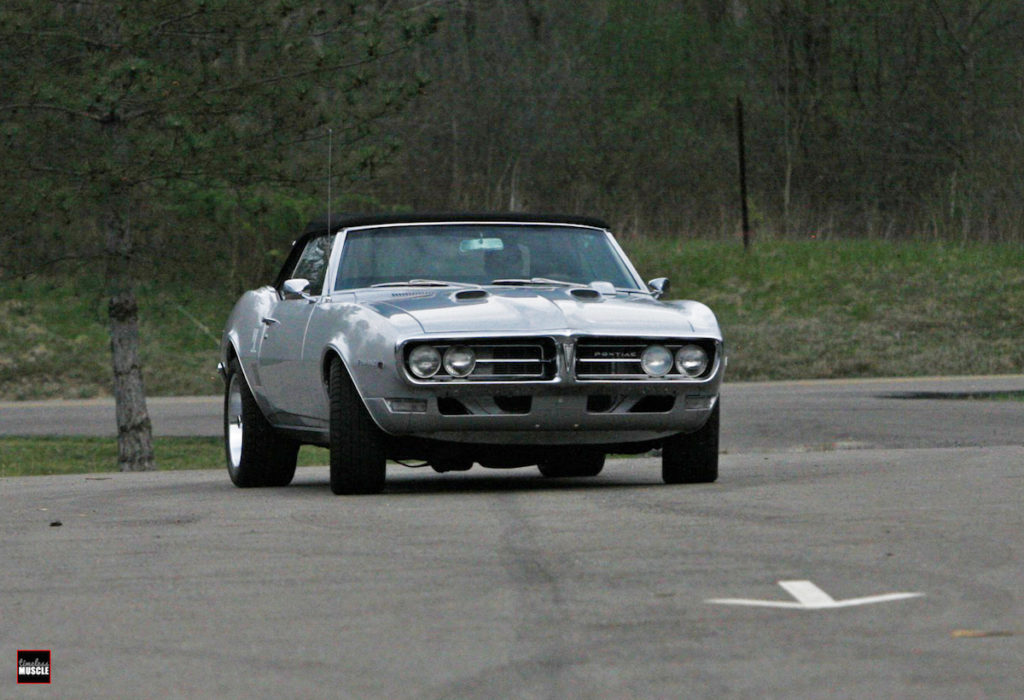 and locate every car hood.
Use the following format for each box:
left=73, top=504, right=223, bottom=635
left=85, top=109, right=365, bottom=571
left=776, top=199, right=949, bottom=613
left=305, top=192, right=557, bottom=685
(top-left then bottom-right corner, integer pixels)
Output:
left=357, top=287, right=714, bottom=337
